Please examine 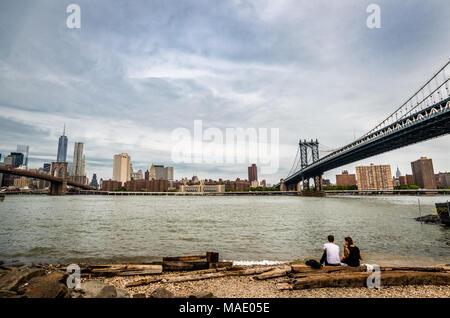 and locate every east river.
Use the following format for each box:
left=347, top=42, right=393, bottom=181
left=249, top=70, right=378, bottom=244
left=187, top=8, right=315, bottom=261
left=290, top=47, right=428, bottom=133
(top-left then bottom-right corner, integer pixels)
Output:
left=0, top=195, right=449, bottom=266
